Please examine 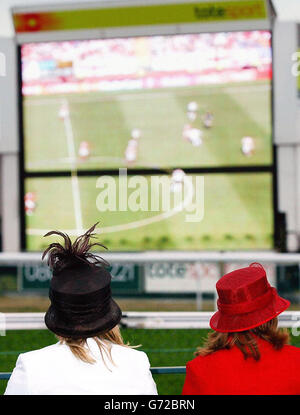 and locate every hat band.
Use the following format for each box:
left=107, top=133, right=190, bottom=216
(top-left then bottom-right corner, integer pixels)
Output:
left=217, top=287, right=275, bottom=316
left=49, top=286, right=112, bottom=324
left=49, top=284, right=111, bottom=305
